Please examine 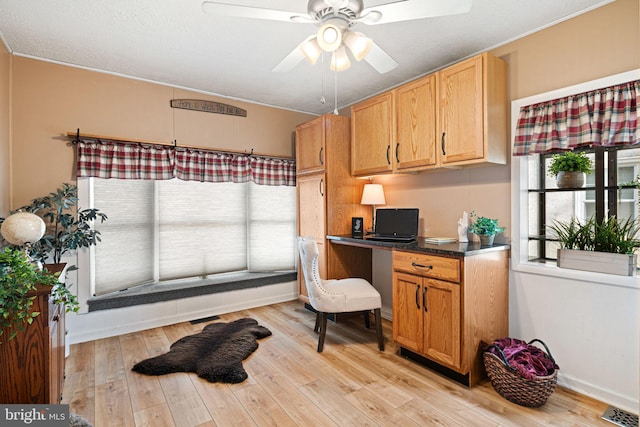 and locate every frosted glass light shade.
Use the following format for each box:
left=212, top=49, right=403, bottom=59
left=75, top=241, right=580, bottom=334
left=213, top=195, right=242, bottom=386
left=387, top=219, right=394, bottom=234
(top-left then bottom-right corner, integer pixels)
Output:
left=300, top=37, right=322, bottom=65
left=361, top=184, right=386, bottom=205
left=330, top=45, right=351, bottom=72
left=1, top=212, right=46, bottom=246
left=344, top=31, right=372, bottom=61
left=317, top=21, right=343, bottom=52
